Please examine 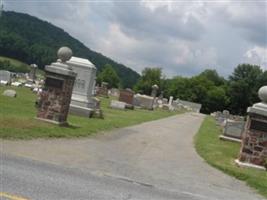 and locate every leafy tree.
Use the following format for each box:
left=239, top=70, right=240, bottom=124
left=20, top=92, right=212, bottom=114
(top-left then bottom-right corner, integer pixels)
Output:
left=204, top=86, right=229, bottom=114
left=134, top=68, right=162, bottom=95
left=228, top=64, right=263, bottom=115
left=259, top=70, right=267, bottom=86
left=97, top=64, right=120, bottom=89
left=198, top=69, right=225, bottom=86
